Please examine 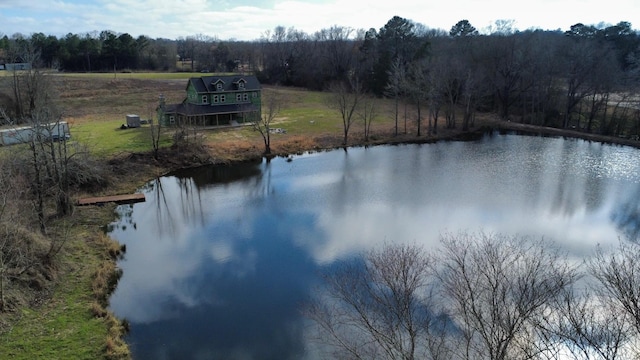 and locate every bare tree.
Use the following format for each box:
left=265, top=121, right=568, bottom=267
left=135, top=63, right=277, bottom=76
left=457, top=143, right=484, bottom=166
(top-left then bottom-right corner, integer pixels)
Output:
left=548, top=287, right=632, bottom=359
left=303, top=233, right=640, bottom=360
left=440, top=56, right=464, bottom=129
left=436, top=232, right=579, bottom=360
left=487, top=19, right=517, bottom=36
left=385, top=58, right=405, bottom=136
left=358, top=93, right=377, bottom=142
left=426, top=52, right=449, bottom=135
left=1, top=44, right=79, bottom=231
left=327, top=77, right=364, bottom=146
left=589, top=242, right=640, bottom=336
left=315, top=25, right=356, bottom=82
left=559, top=37, right=618, bottom=130
left=516, top=31, right=561, bottom=126
left=18, top=68, right=69, bottom=230
left=150, top=95, right=163, bottom=160
left=305, top=243, right=450, bottom=360
left=251, top=87, right=282, bottom=155
left=427, top=73, right=443, bottom=135
left=405, top=60, right=430, bottom=137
